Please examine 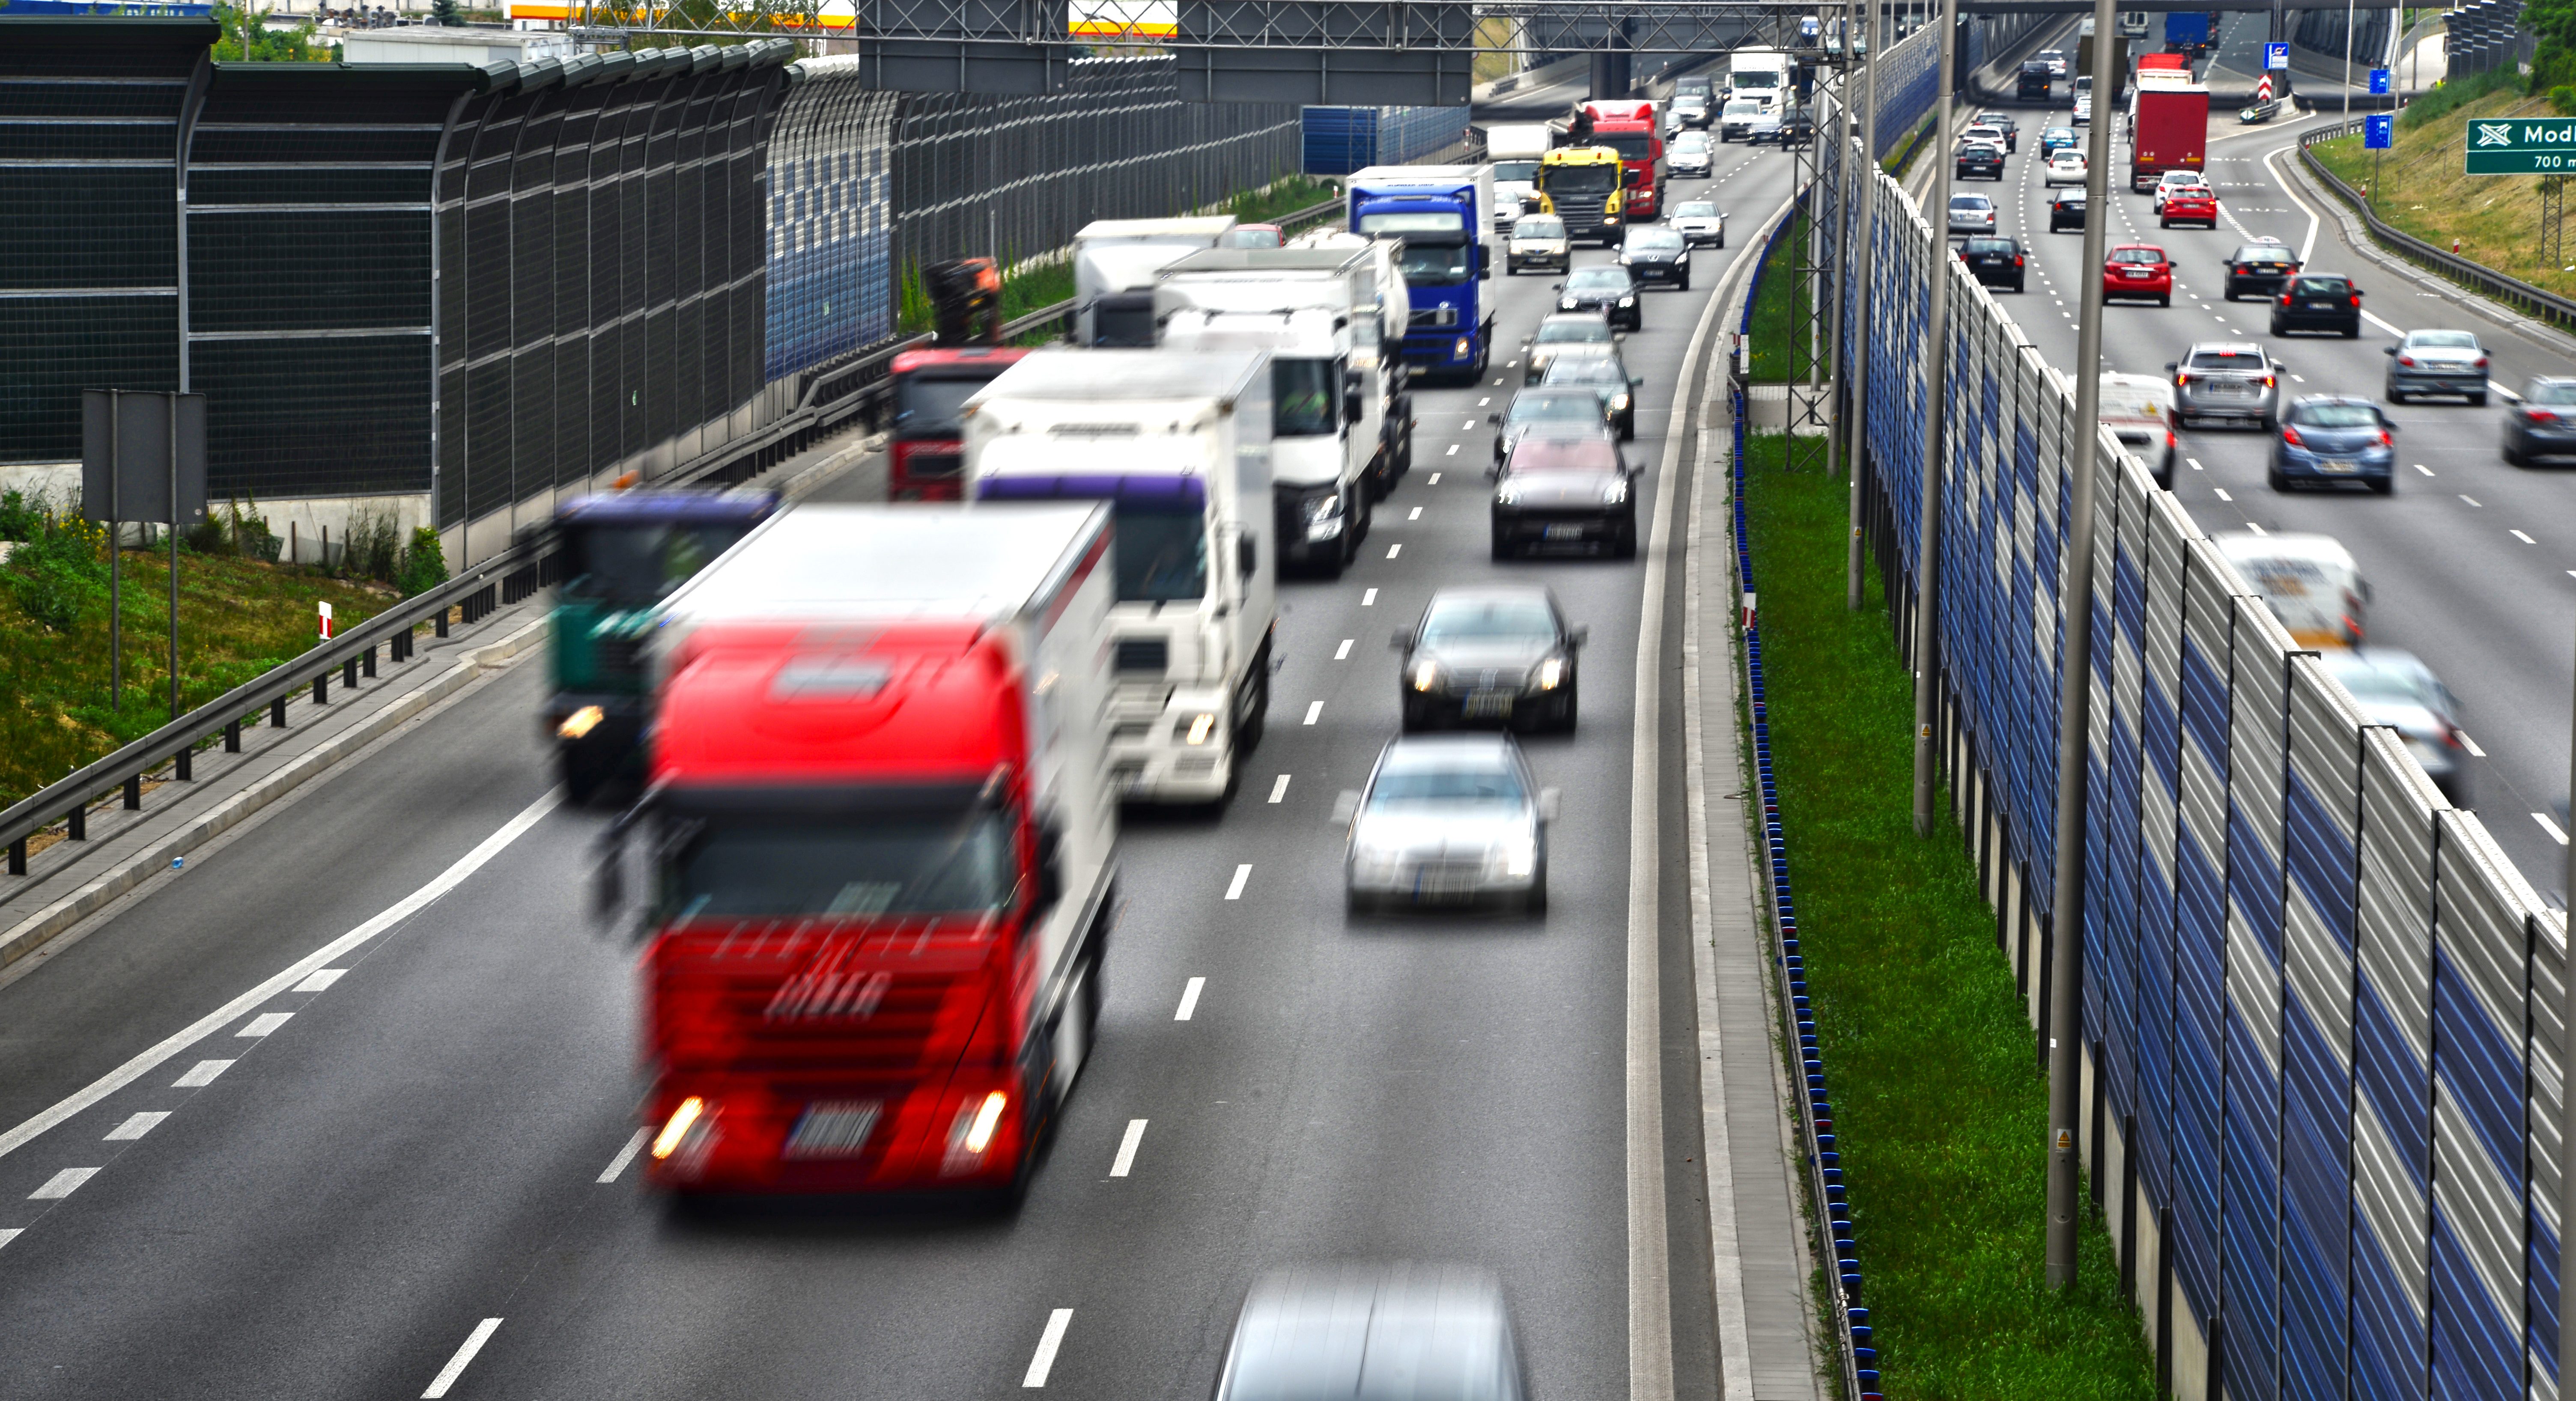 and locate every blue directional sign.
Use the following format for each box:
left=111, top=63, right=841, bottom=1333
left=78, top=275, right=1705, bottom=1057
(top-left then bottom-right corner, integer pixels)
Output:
left=2369, top=68, right=2392, bottom=96
left=2264, top=41, right=2290, bottom=70
left=2364, top=113, right=2393, bottom=149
